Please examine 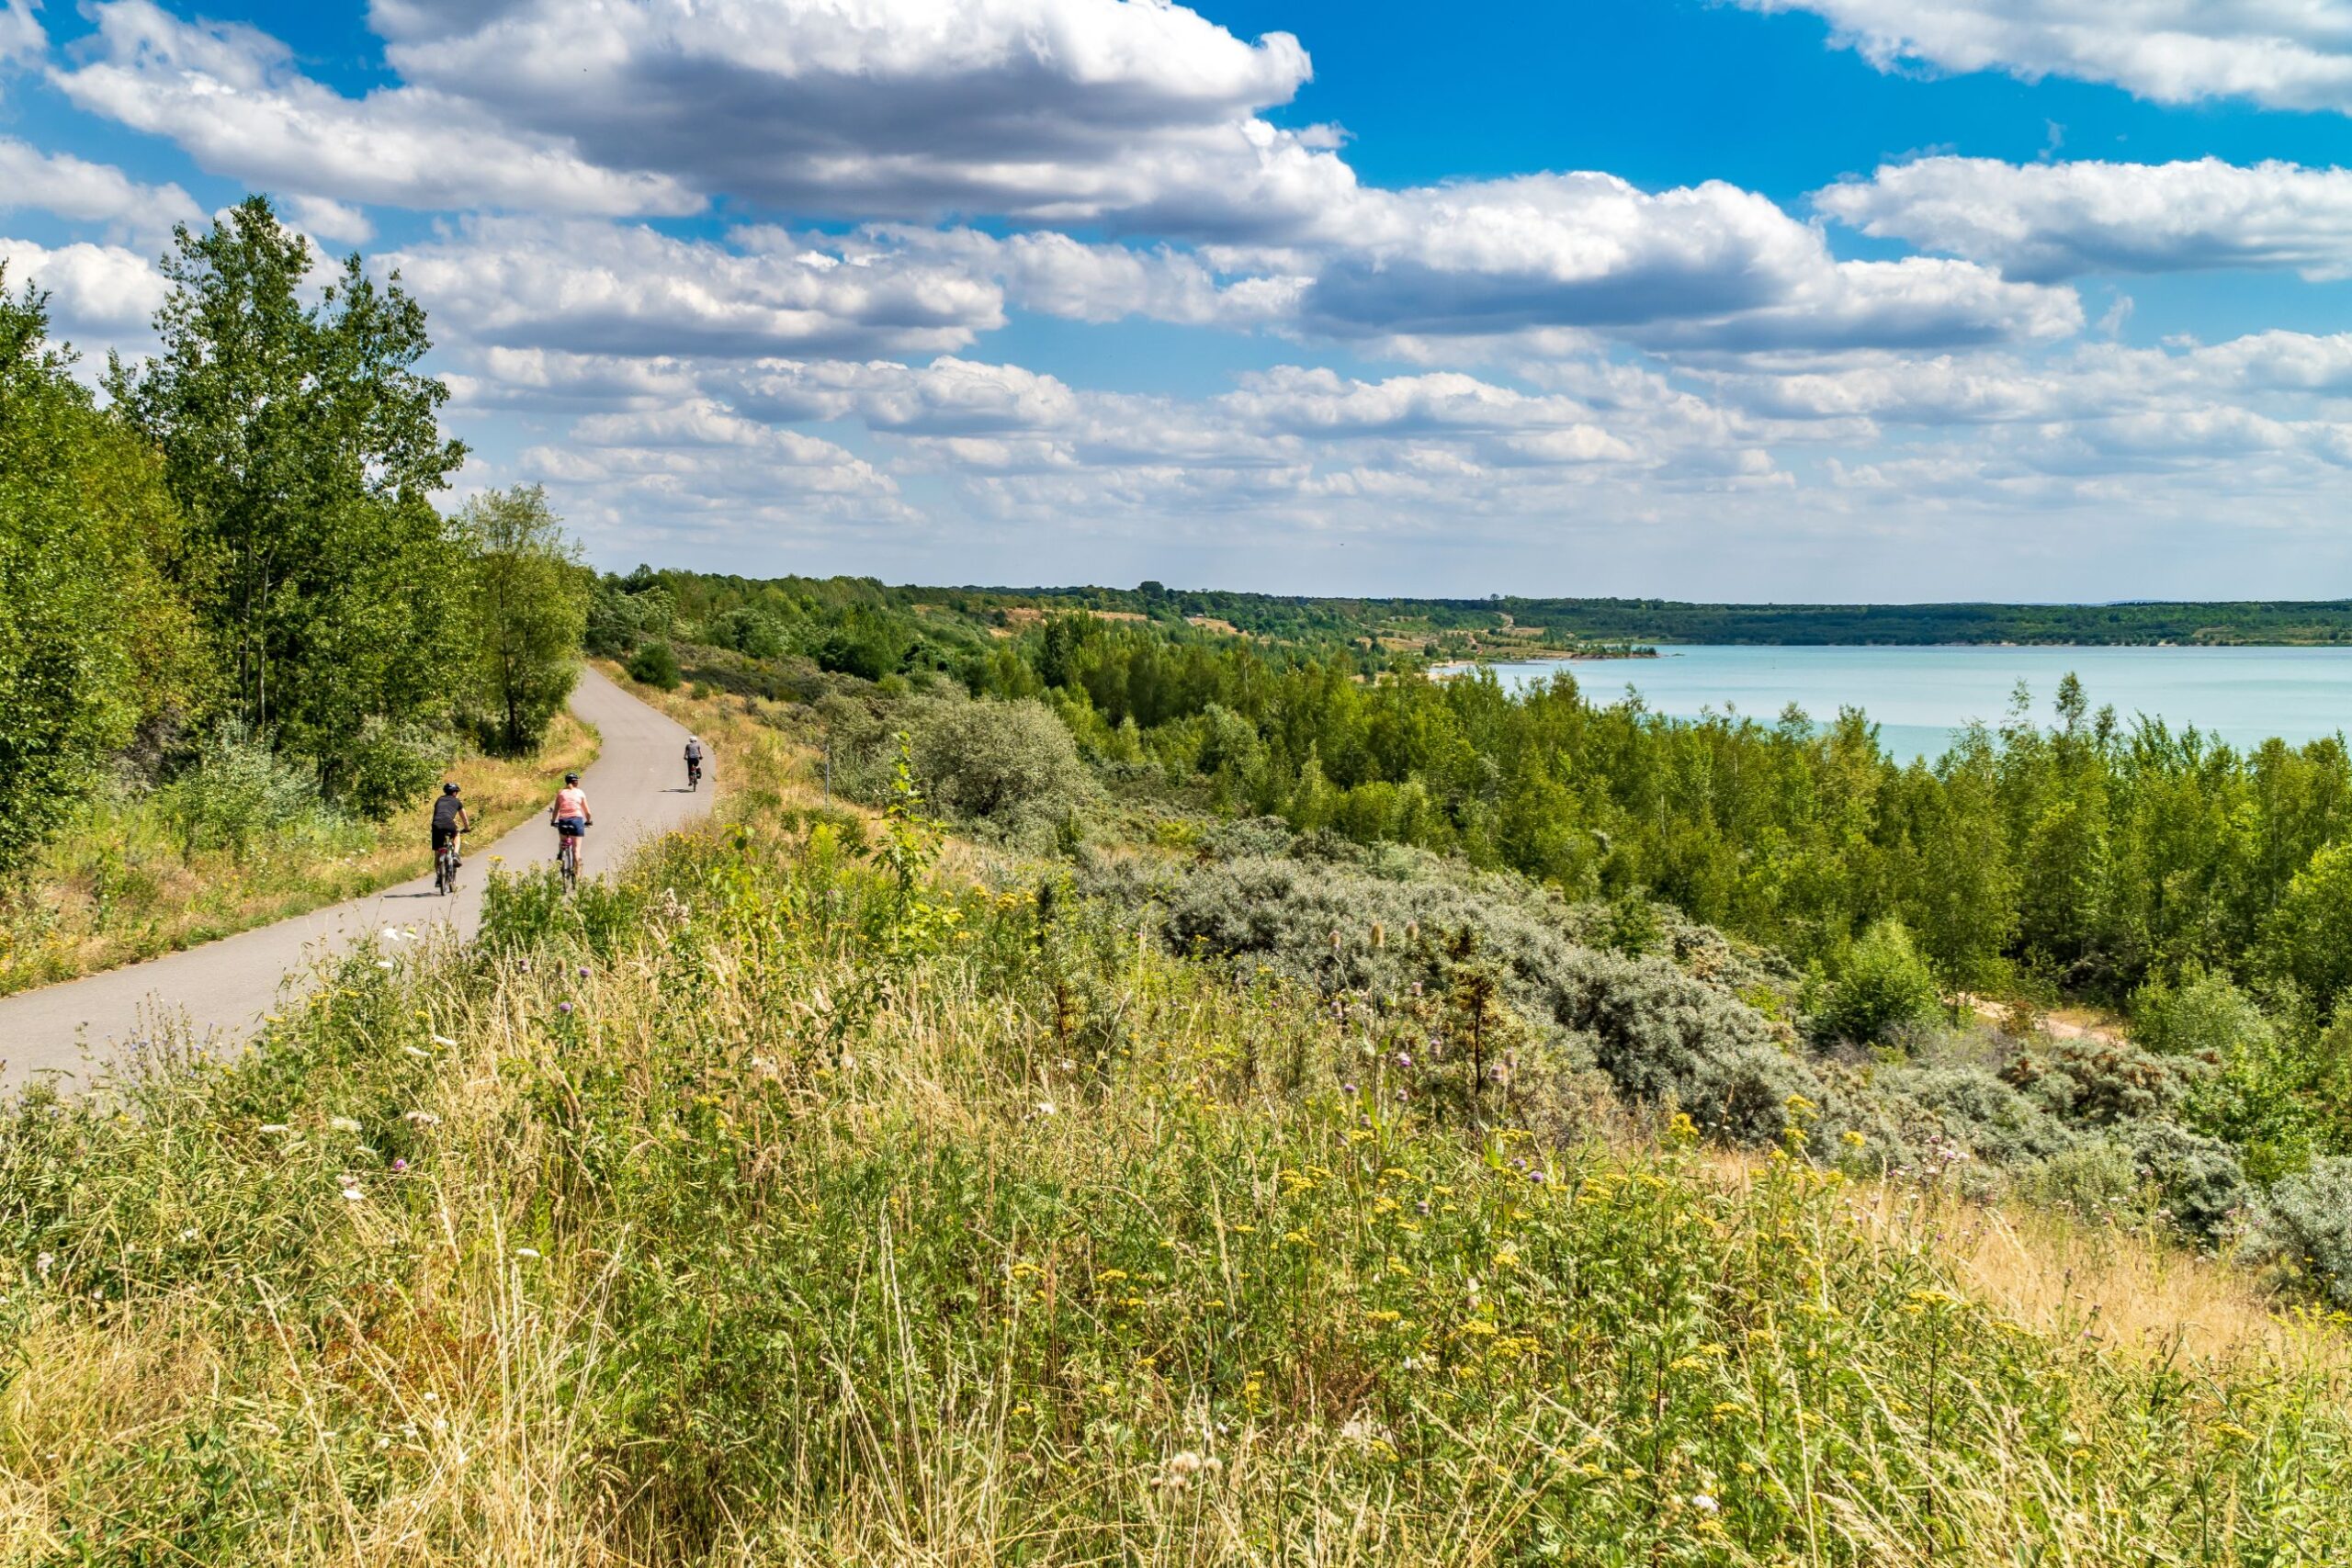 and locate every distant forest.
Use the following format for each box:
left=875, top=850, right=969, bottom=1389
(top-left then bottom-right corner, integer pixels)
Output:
left=983, top=587, right=2352, bottom=648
